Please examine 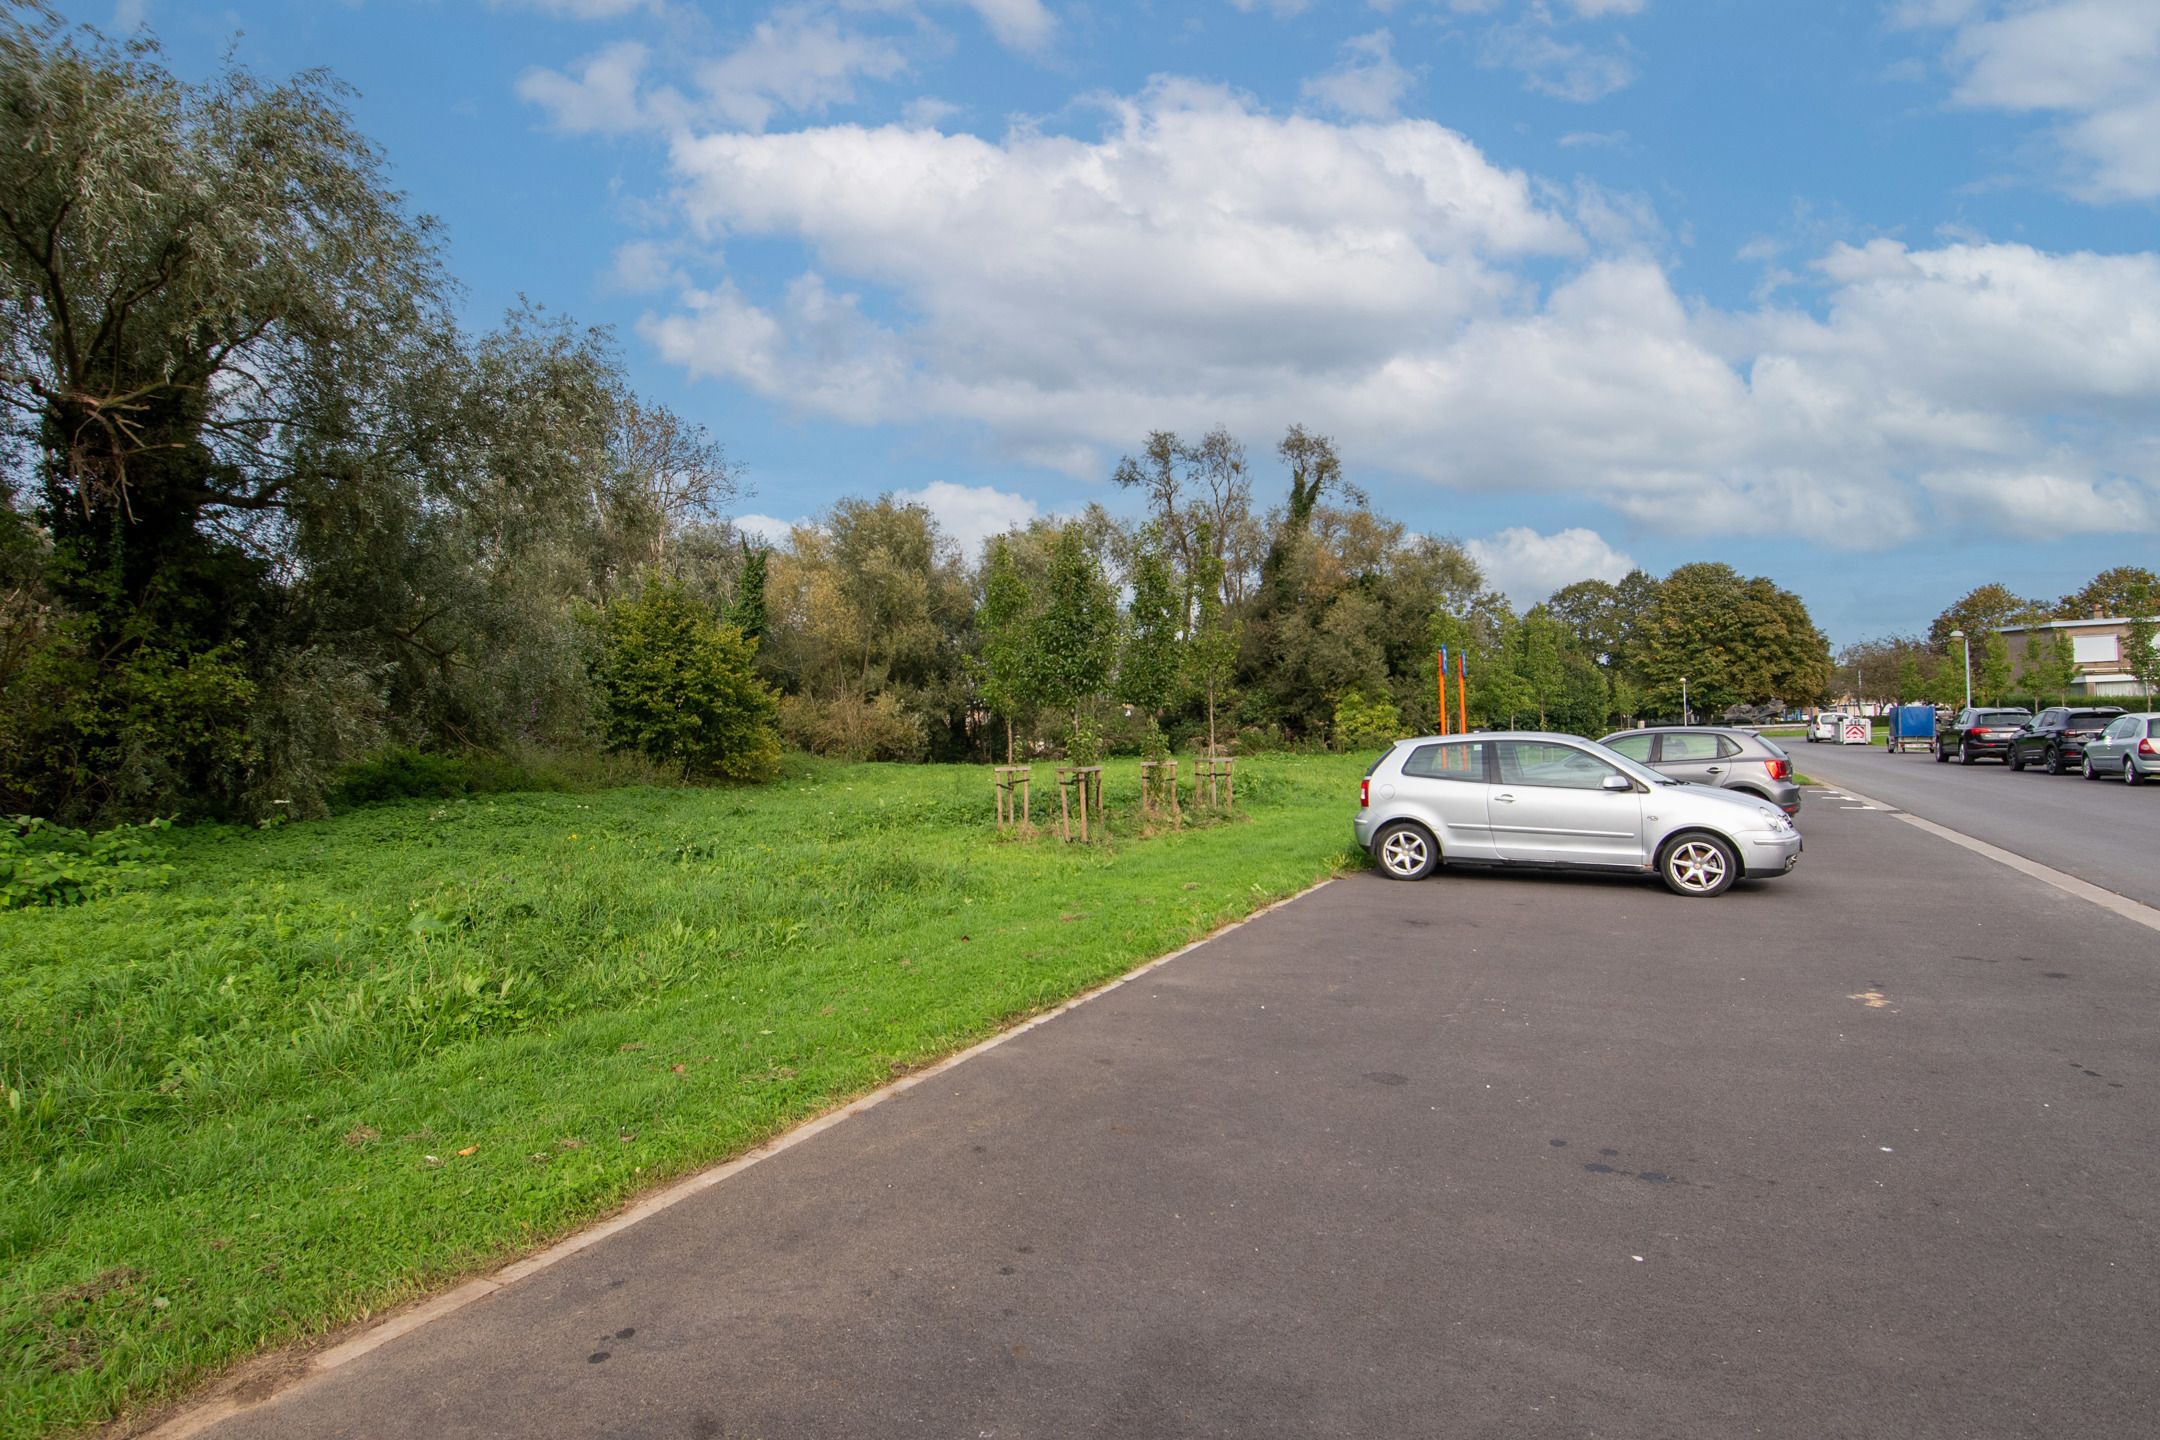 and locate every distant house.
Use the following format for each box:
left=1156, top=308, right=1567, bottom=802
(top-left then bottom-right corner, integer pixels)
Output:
left=1998, top=615, right=2158, bottom=699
